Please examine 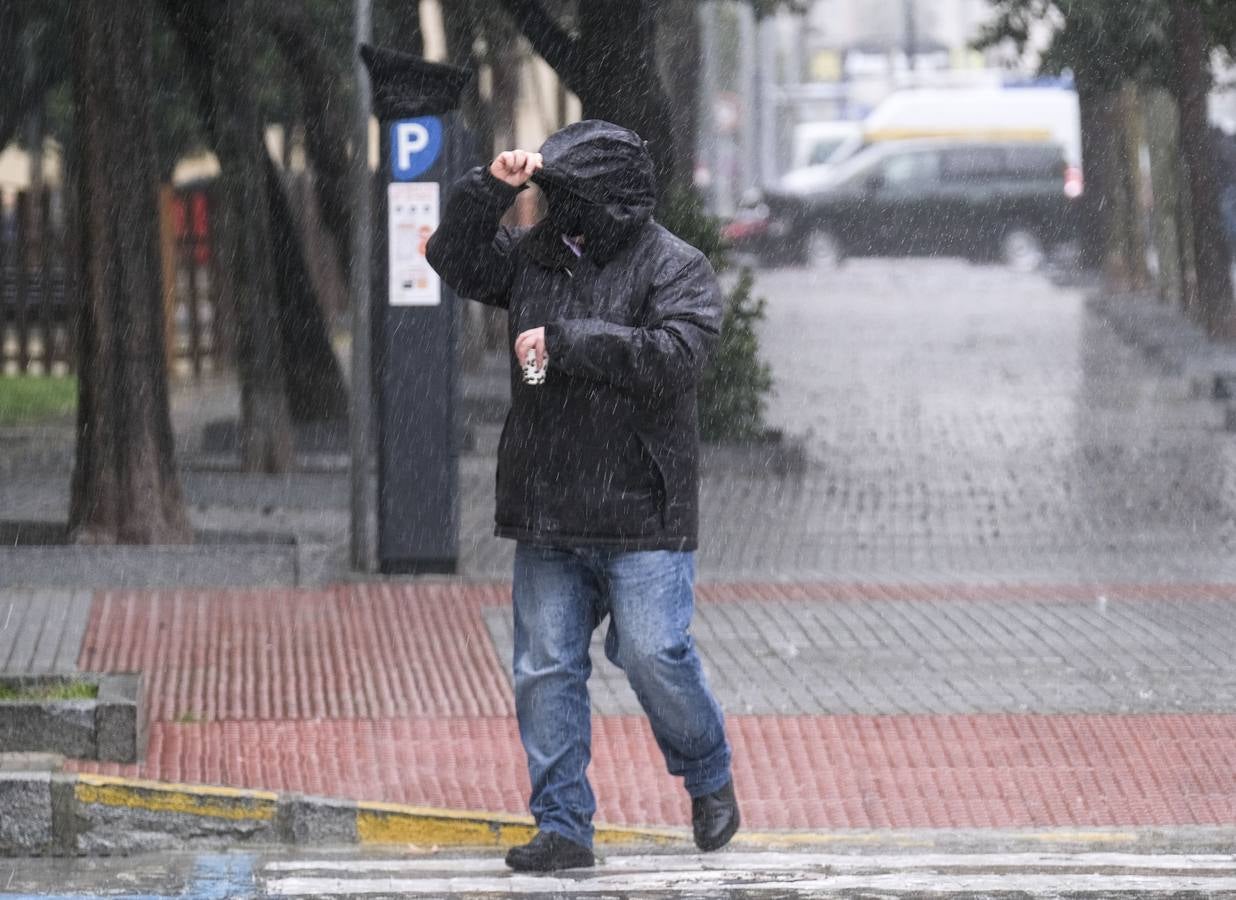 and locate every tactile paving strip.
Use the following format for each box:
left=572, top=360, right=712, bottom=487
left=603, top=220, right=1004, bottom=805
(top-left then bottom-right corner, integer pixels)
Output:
left=82, top=582, right=1236, bottom=708
left=68, top=713, right=1236, bottom=830
left=79, top=584, right=515, bottom=721
left=72, top=583, right=1236, bottom=830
